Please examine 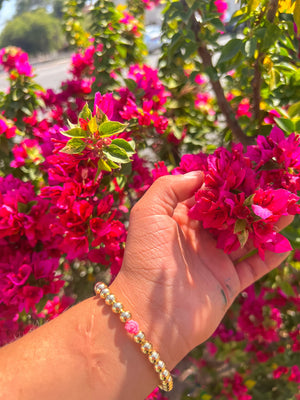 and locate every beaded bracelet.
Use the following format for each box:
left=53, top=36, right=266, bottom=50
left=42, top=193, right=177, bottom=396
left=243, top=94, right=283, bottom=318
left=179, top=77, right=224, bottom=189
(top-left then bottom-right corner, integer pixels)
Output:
left=94, top=282, right=174, bottom=392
